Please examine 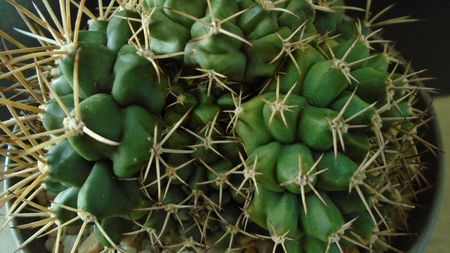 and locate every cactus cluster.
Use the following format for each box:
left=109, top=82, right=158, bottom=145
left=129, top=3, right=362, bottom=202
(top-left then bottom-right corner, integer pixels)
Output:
left=0, top=0, right=436, bottom=253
